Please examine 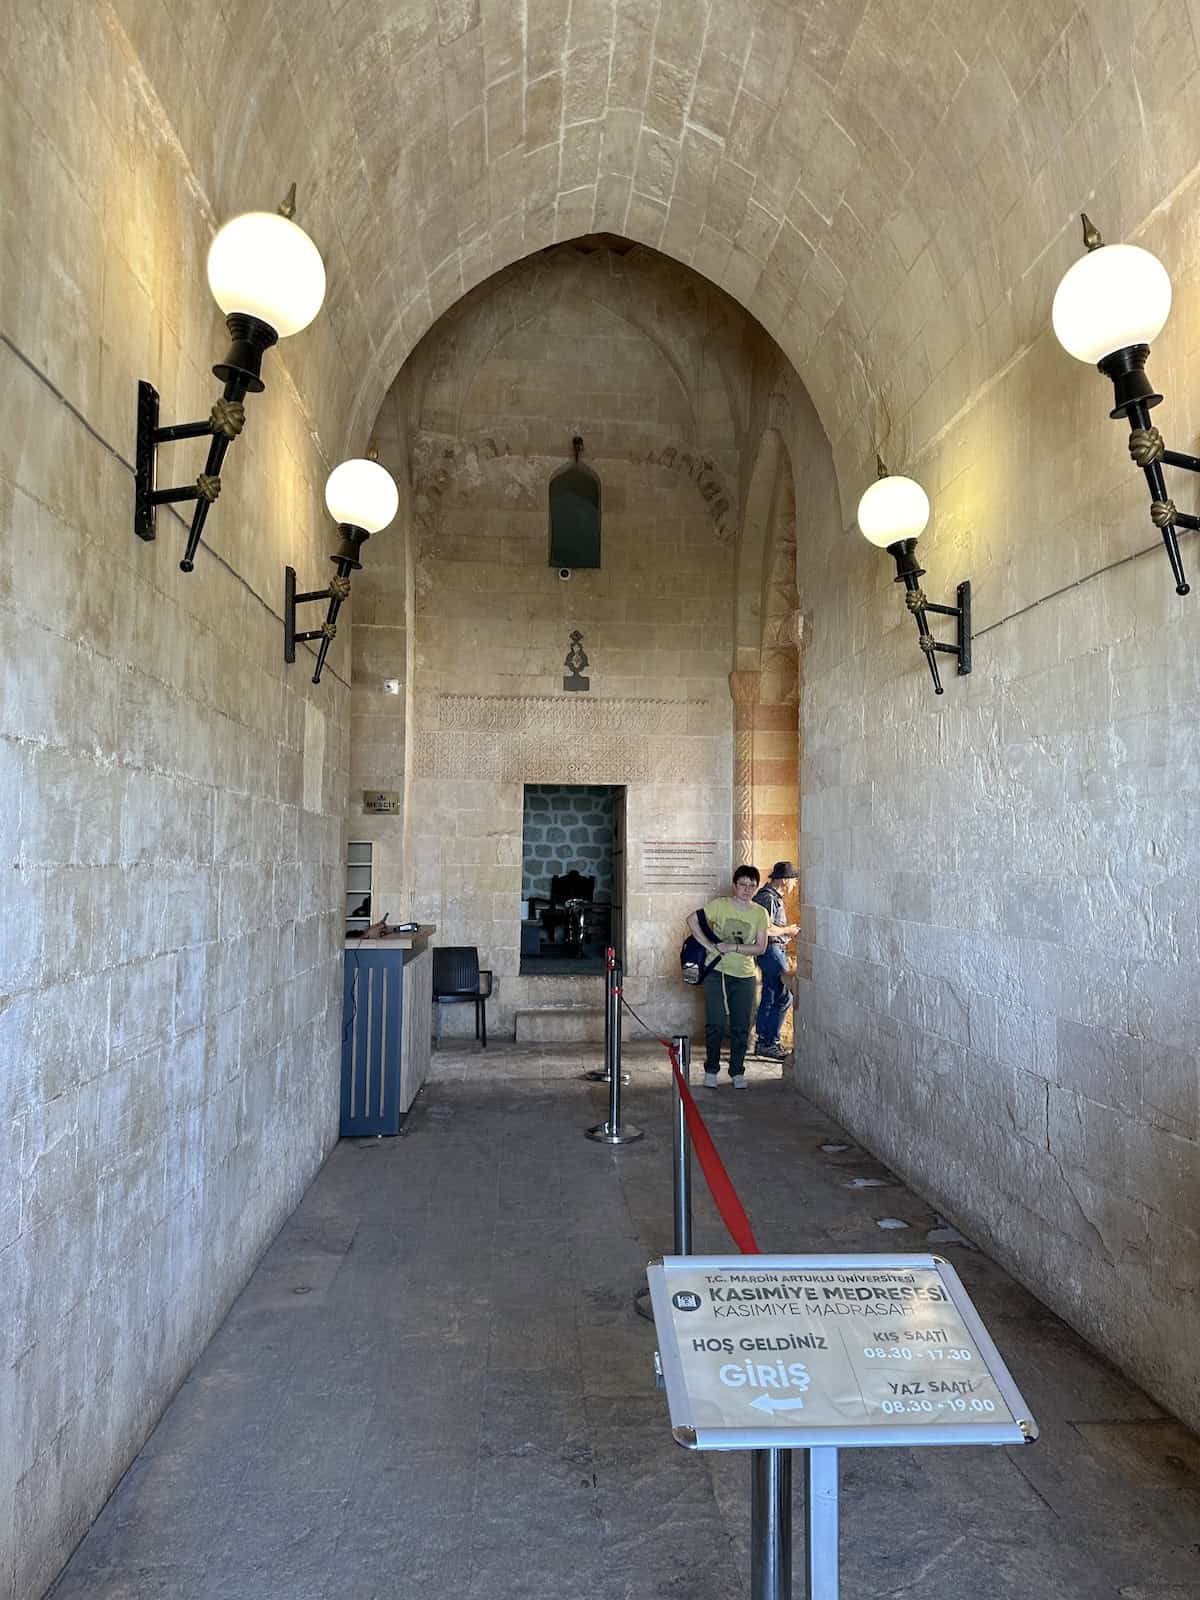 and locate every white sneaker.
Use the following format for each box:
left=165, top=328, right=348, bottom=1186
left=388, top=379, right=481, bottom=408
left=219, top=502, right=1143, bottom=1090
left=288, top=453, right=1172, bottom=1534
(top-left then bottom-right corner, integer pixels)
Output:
left=703, top=1072, right=719, bottom=1089
left=732, top=1076, right=749, bottom=1090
